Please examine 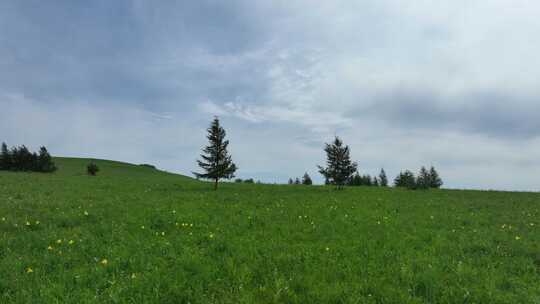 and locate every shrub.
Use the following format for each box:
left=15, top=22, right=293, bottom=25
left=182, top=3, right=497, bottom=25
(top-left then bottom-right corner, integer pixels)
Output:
left=87, top=162, right=99, bottom=176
